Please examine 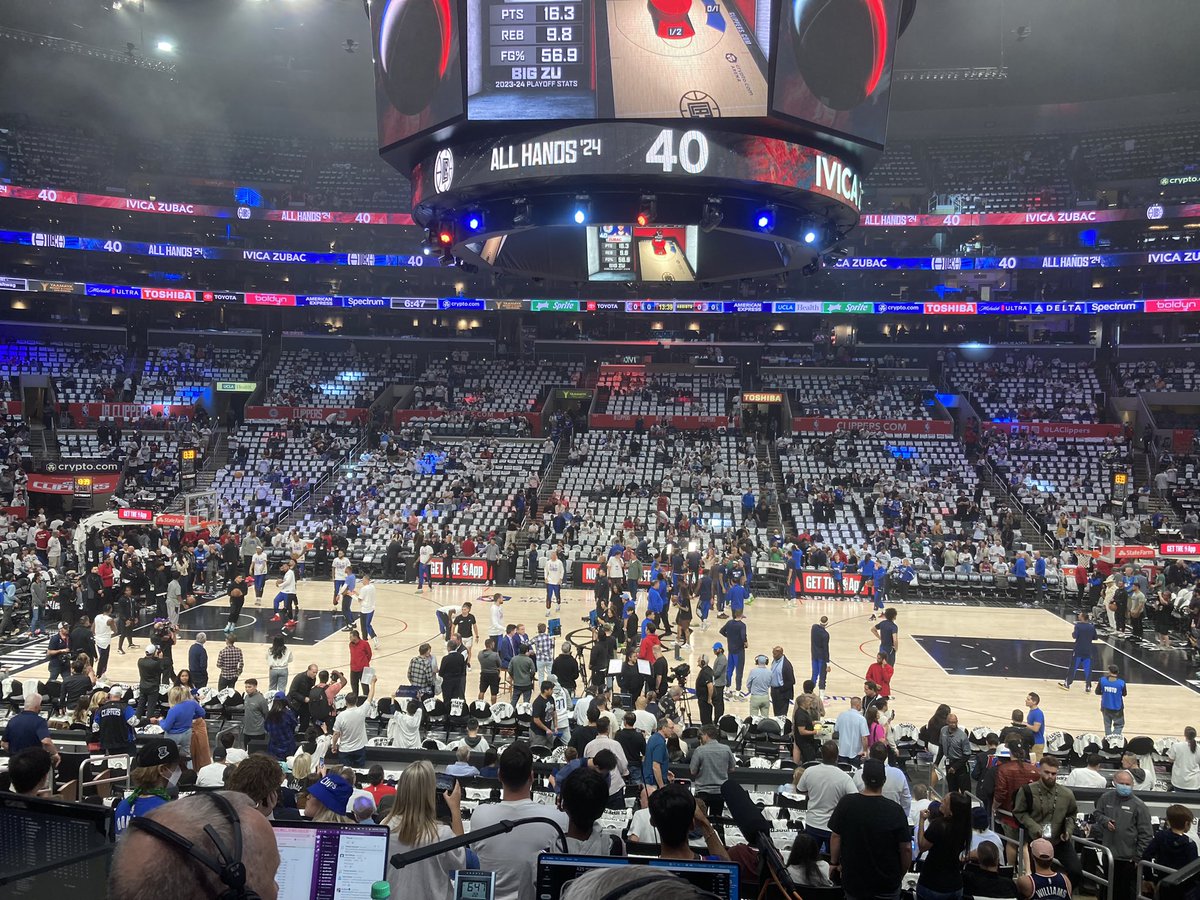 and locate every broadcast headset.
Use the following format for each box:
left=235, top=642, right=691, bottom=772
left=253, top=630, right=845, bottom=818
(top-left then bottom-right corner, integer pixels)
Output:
left=126, top=791, right=258, bottom=900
